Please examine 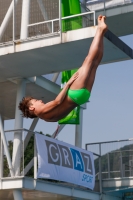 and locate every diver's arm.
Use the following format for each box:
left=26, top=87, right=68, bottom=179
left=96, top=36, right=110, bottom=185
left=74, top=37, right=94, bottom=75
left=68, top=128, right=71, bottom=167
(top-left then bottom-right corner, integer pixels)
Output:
left=38, top=72, right=79, bottom=117
left=55, top=72, right=79, bottom=104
